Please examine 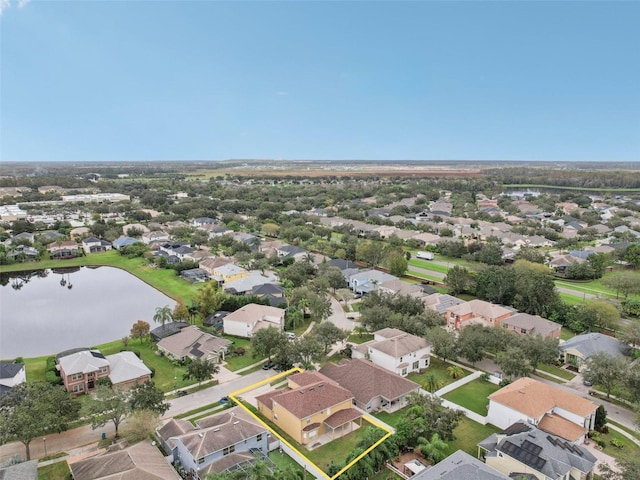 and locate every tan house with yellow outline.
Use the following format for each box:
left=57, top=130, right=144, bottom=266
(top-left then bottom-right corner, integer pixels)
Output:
left=255, top=371, right=362, bottom=446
